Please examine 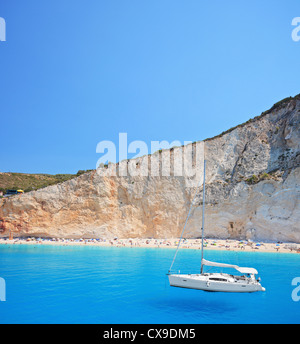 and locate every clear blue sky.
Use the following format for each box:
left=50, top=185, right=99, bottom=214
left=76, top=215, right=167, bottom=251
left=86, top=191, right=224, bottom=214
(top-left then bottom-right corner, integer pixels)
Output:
left=0, top=0, right=299, bottom=174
